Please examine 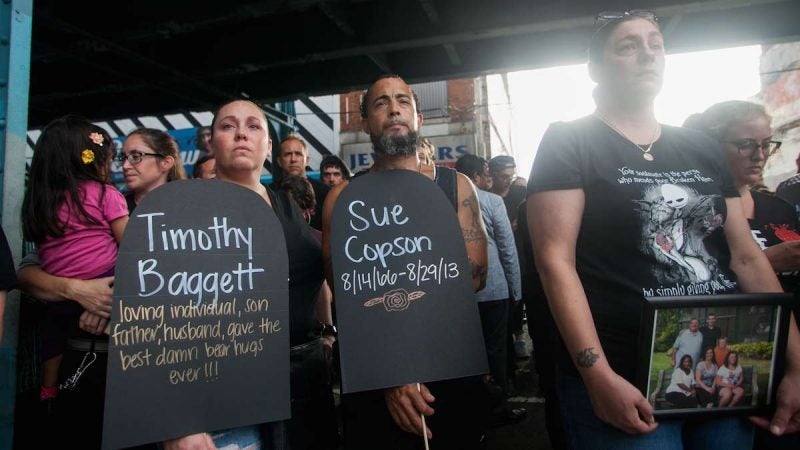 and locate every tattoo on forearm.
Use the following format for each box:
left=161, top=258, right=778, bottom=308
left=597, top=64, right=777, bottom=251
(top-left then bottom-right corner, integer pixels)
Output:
left=470, top=260, right=487, bottom=282
left=576, top=347, right=599, bottom=368
left=461, top=192, right=486, bottom=243
left=462, top=227, right=486, bottom=242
